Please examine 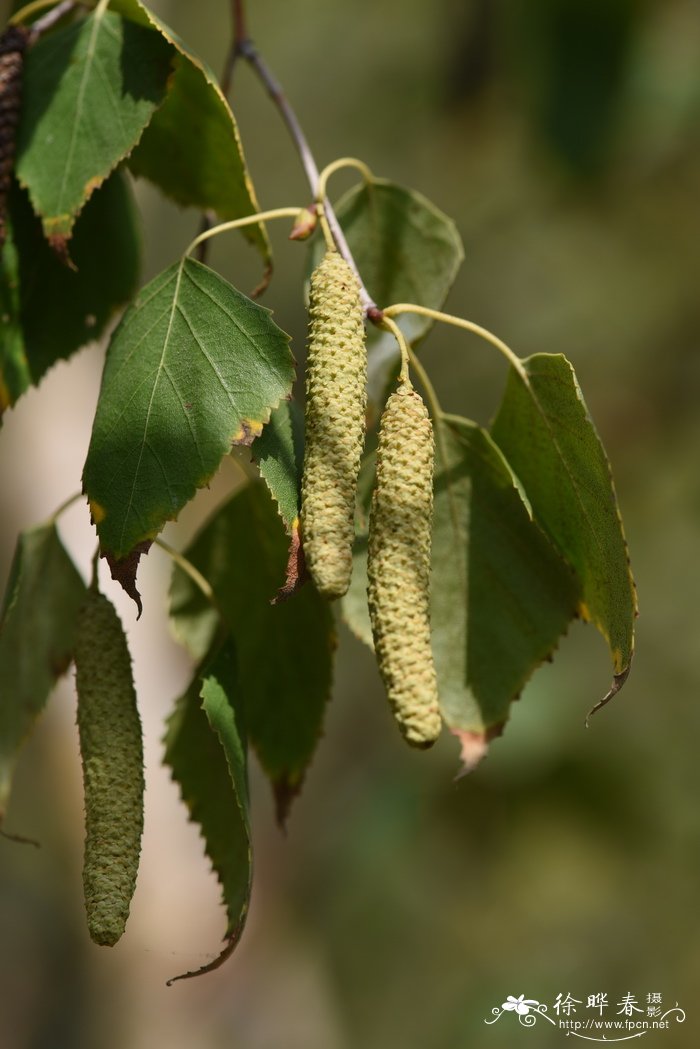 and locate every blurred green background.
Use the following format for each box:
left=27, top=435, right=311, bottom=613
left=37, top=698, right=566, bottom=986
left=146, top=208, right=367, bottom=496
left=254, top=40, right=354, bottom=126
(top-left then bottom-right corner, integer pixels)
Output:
left=2, top=0, right=700, bottom=1046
